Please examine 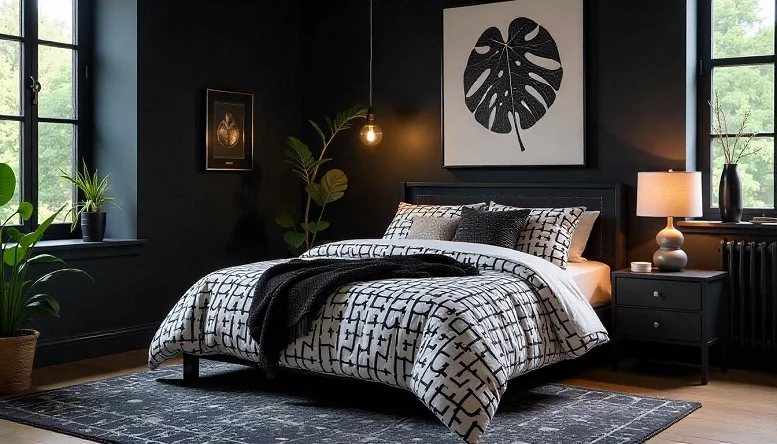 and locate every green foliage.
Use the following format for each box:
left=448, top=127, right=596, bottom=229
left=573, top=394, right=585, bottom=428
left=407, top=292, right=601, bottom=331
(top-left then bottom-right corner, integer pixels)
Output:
left=711, top=0, right=775, bottom=209
left=1, top=0, right=77, bottom=224
left=59, top=160, right=120, bottom=232
left=0, top=163, right=91, bottom=337
left=276, top=105, right=367, bottom=254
